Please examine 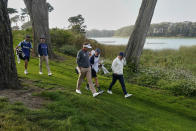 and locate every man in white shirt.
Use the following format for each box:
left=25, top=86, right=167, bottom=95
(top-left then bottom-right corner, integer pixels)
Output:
left=107, top=52, right=132, bottom=98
